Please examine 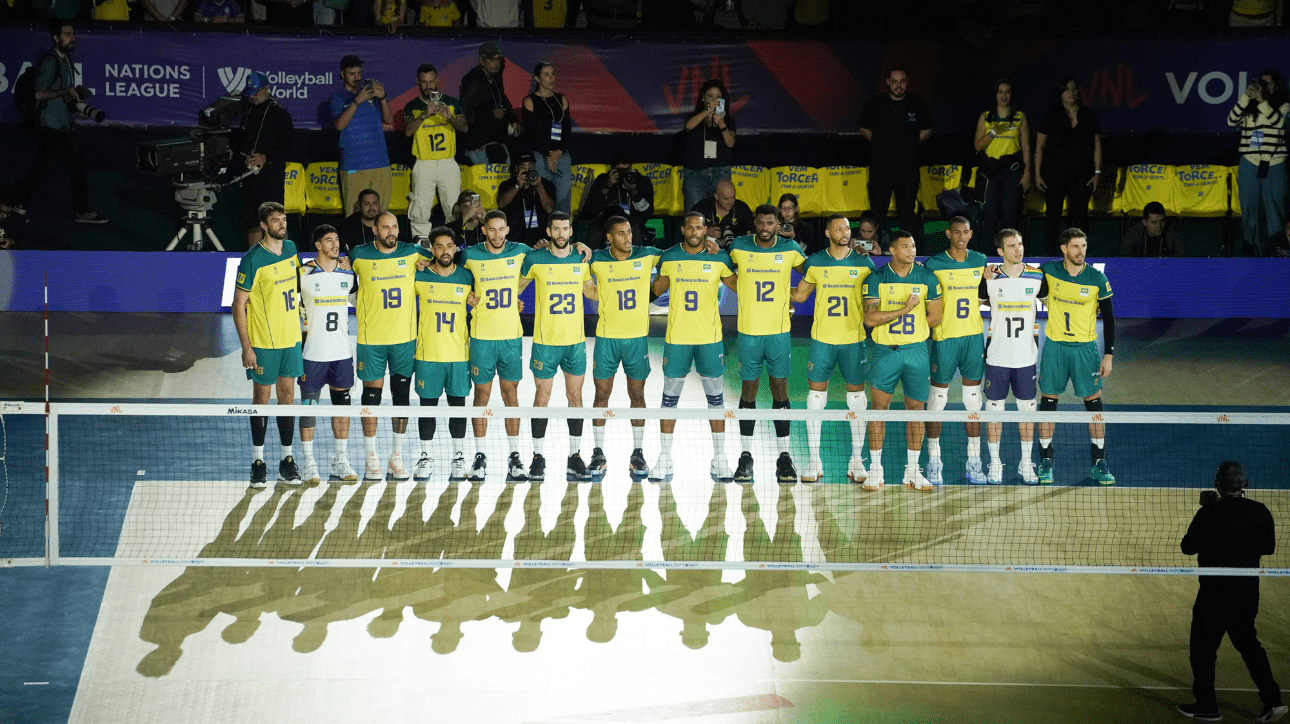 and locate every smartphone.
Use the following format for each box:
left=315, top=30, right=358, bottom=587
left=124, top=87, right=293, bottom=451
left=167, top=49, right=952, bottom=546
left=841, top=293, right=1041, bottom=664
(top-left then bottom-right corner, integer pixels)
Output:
left=470, top=193, right=481, bottom=205
left=715, top=98, right=726, bottom=115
